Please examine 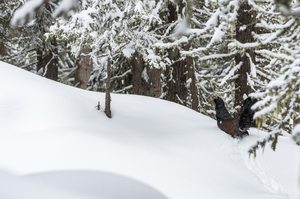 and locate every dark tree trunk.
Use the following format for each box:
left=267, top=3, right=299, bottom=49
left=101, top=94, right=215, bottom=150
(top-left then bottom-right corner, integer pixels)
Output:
left=36, top=48, right=43, bottom=73
left=131, top=52, right=161, bottom=97
left=163, top=1, right=191, bottom=106
left=131, top=52, right=146, bottom=95
left=165, top=47, right=188, bottom=105
left=35, top=2, right=57, bottom=79
left=36, top=36, right=58, bottom=81
left=148, top=67, right=161, bottom=97
left=44, top=36, right=58, bottom=81
left=0, top=40, right=7, bottom=57
left=235, top=0, right=256, bottom=107
left=104, top=56, right=112, bottom=118
left=187, top=56, right=199, bottom=111
left=75, top=45, right=92, bottom=89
